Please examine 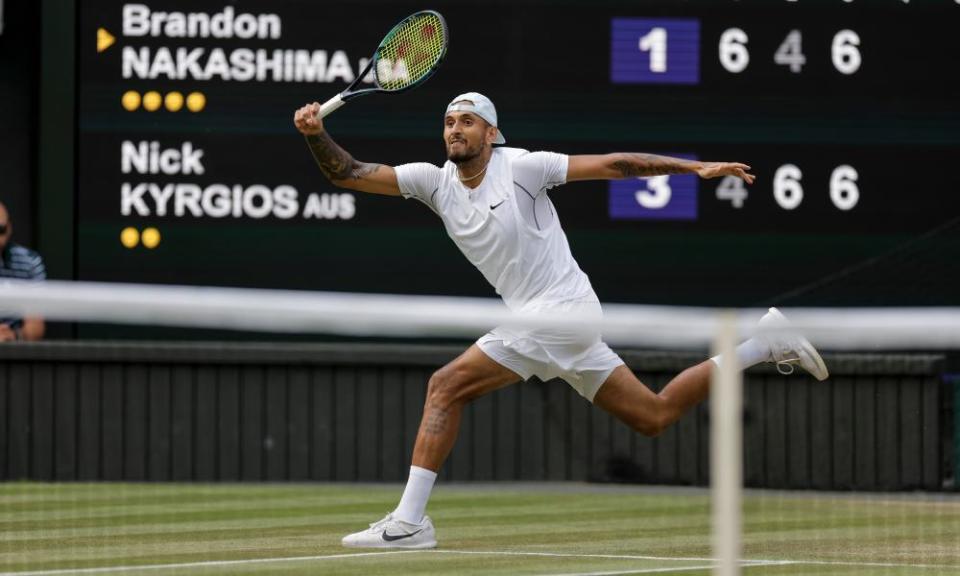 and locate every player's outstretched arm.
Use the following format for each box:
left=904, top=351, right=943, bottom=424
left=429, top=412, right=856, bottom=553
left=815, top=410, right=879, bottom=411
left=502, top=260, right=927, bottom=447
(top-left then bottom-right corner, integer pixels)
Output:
left=567, top=153, right=755, bottom=184
left=293, top=102, right=401, bottom=196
